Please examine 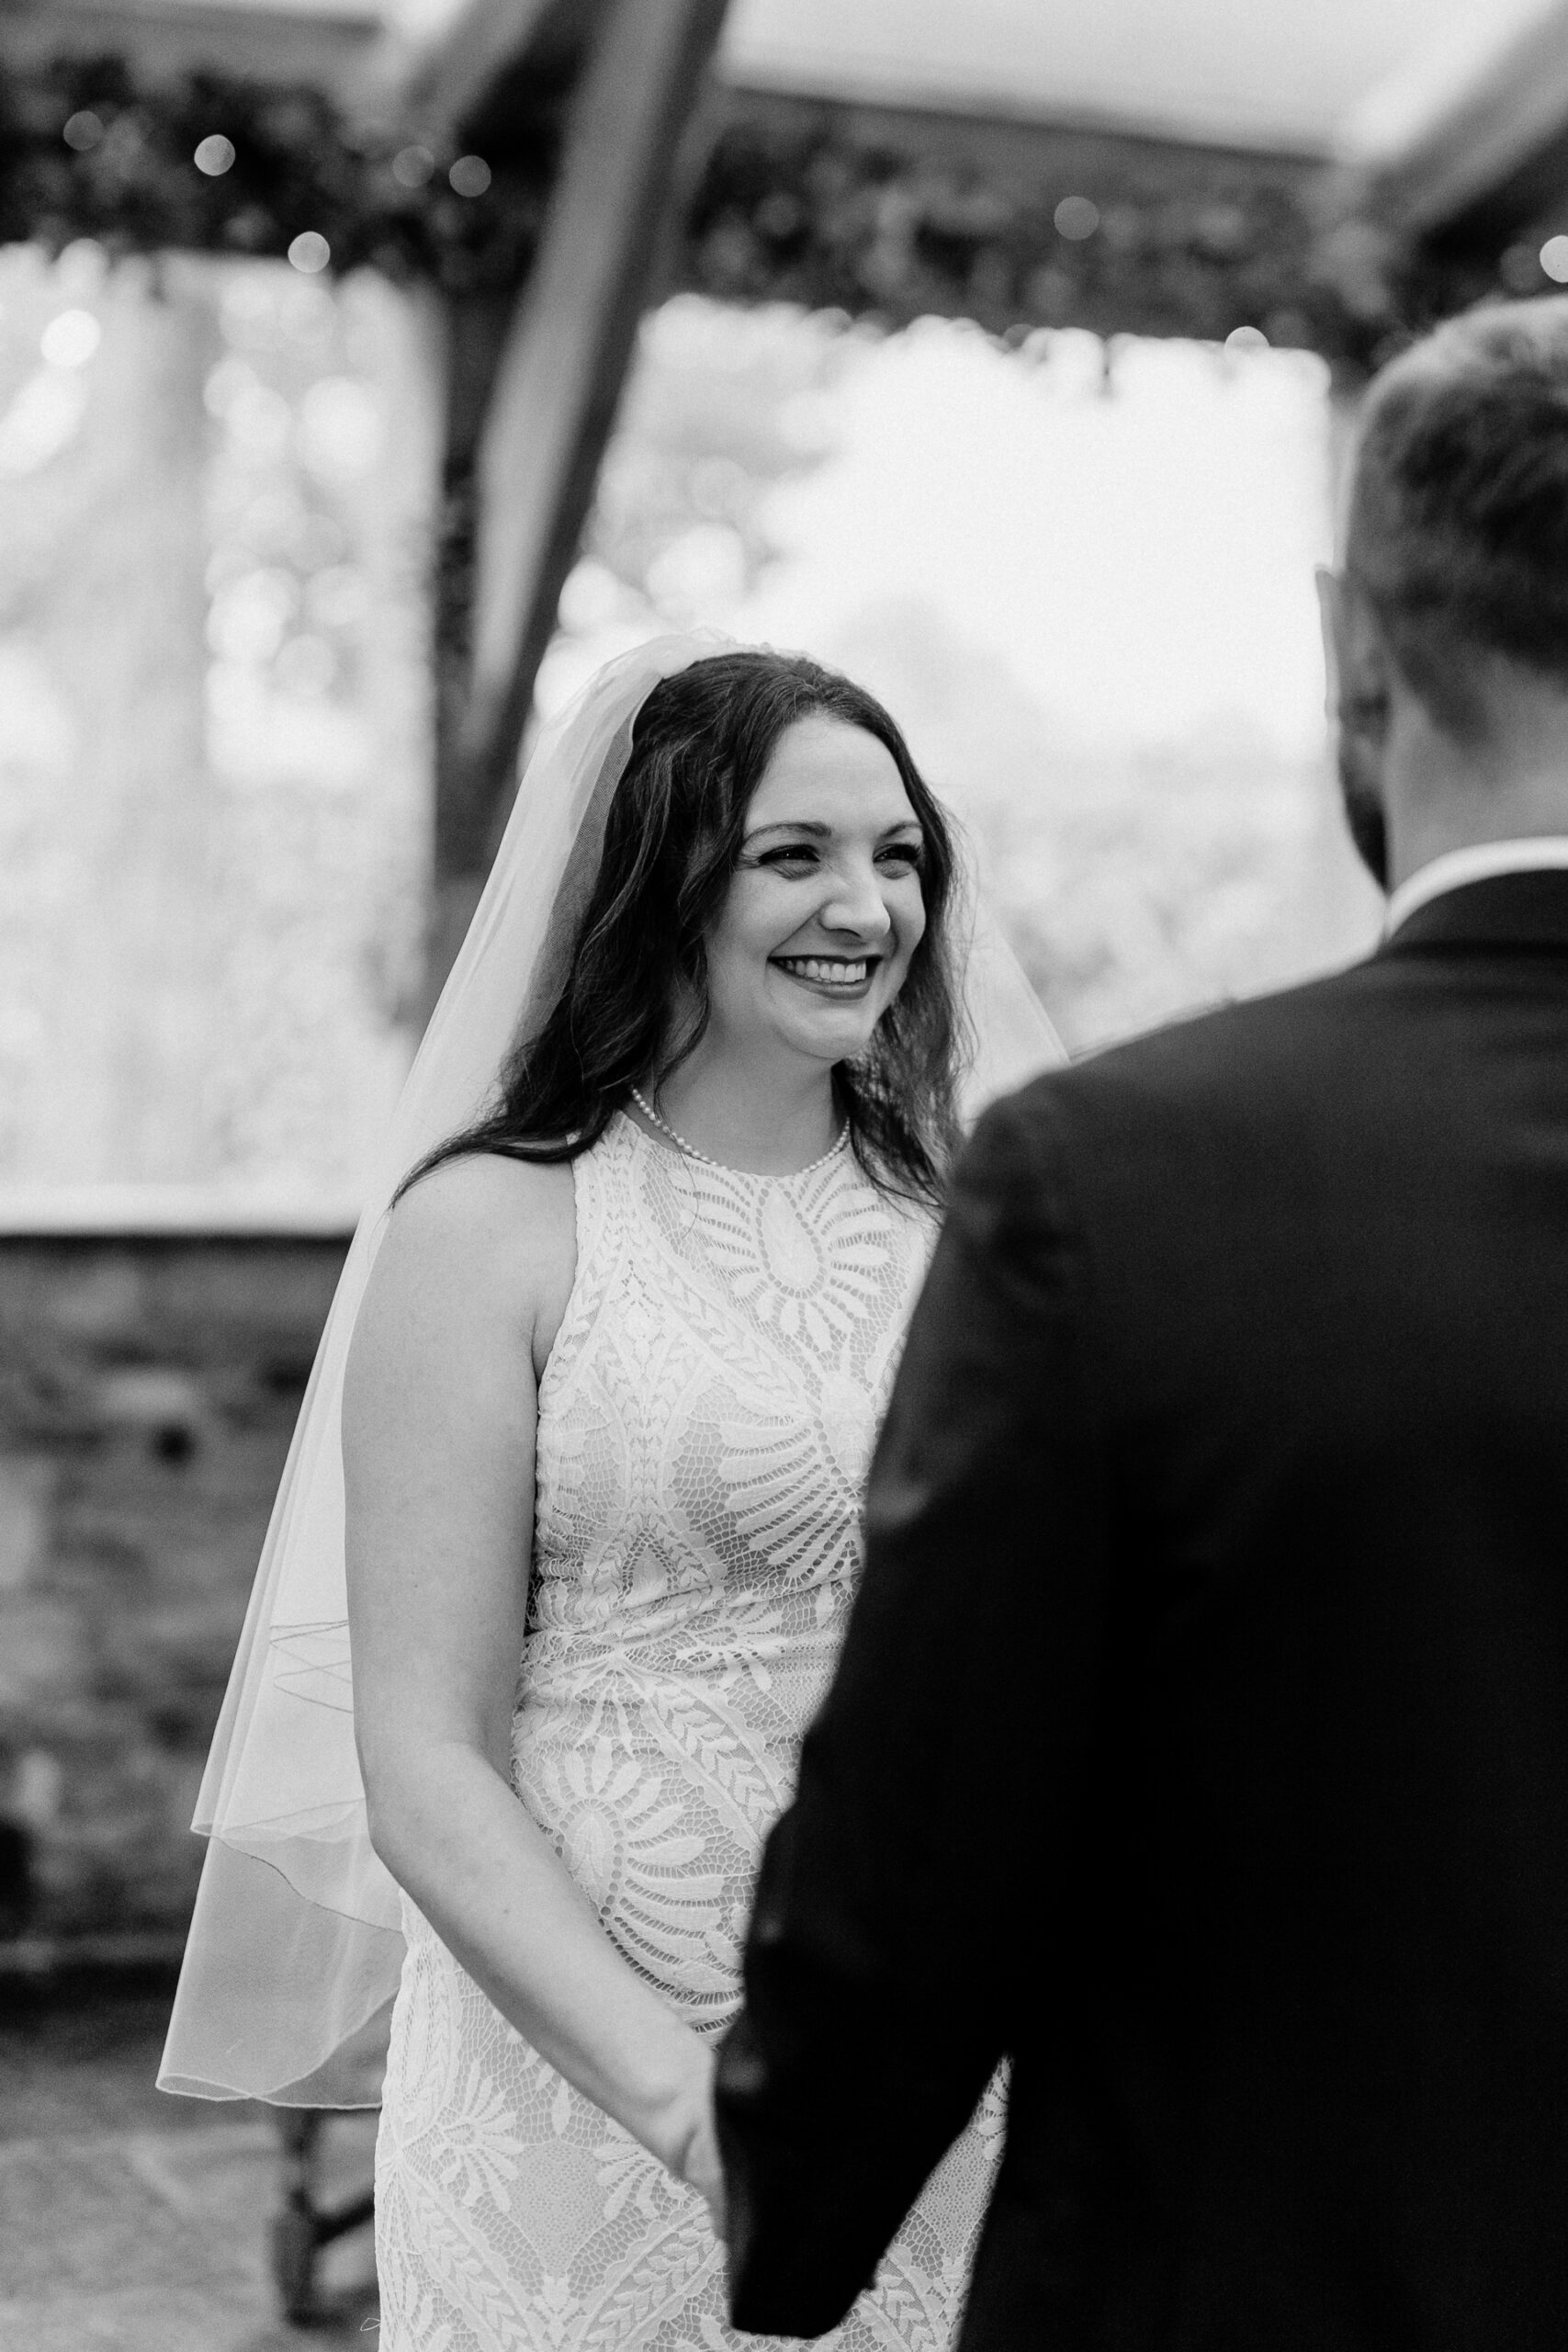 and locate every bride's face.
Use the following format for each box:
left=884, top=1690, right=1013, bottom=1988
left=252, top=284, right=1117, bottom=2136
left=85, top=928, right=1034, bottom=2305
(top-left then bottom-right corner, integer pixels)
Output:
left=703, top=716, right=928, bottom=1069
